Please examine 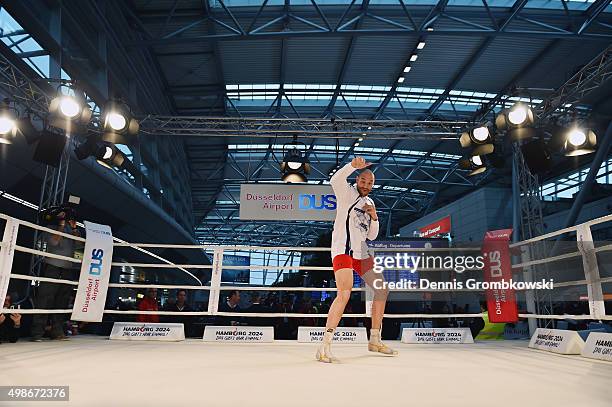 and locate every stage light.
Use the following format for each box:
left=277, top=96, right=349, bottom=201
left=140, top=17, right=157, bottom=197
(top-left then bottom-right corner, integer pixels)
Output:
left=102, top=100, right=139, bottom=144
left=282, top=173, right=308, bottom=183
left=567, top=128, right=586, bottom=147
left=106, top=112, right=127, bottom=131
left=459, top=123, right=494, bottom=156
left=417, top=41, right=426, bottom=49
left=59, top=96, right=80, bottom=118
left=472, top=126, right=489, bottom=142
left=49, top=87, right=92, bottom=131
left=495, top=102, right=535, bottom=140
left=280, top=143, right=310, bottom=183
left=410, top=54, right=418, bottom=62
left=398, top=77, right=405, bottom=83
left=0, top=117, right=15, bottom=134
left=75, top=137, right=126, bottom=168
left=95, top=142, right=125, bottom=168
left=0, top=98, right=17, bottom=143
left=459, top=155, right=486, bottom=176
left=564, top=127, right=597, bottom=156
left=403, top=66, right=411, bottom=73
